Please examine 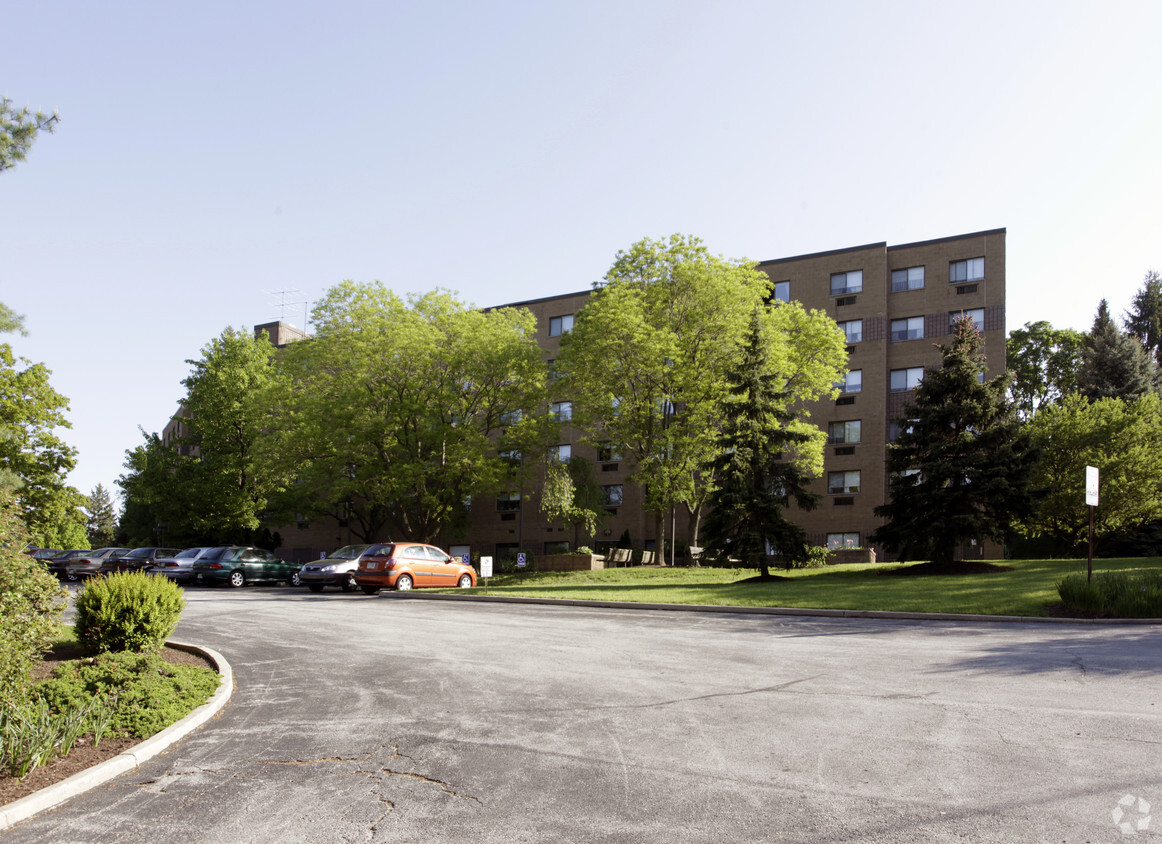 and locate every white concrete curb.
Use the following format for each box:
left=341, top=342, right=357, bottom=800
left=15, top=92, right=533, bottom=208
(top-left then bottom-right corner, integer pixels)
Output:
left=0, top=640, right=233, bottom=831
